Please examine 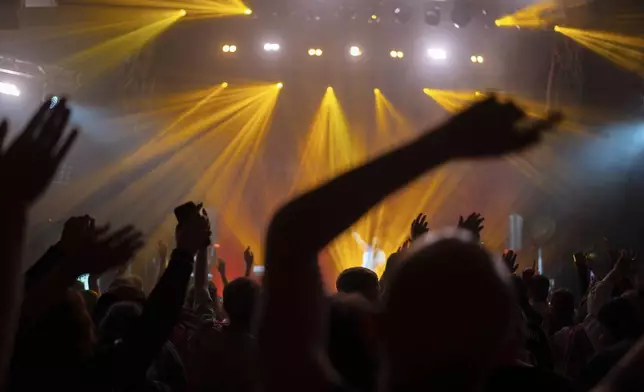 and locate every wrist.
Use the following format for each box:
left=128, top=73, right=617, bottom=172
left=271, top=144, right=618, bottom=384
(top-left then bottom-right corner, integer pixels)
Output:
left=171, top=248, right=195, bottom=264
